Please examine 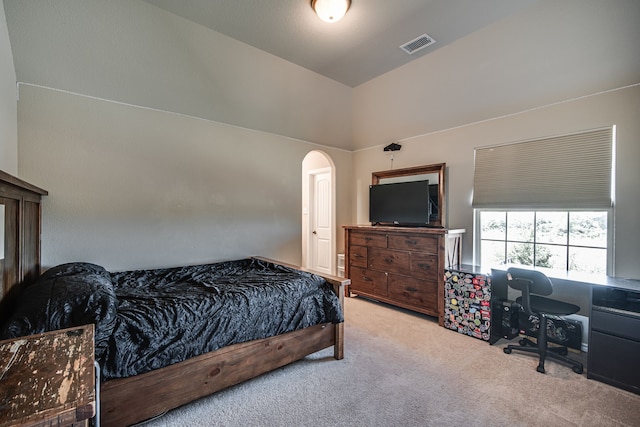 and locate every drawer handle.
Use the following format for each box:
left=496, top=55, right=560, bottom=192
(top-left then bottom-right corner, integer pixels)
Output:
left=384, top=257, right=394, bottom=264
left=406, top=287, right=418, bottom=293
left=364, top=237, right=373, bottom=242
left=405, top=240, right=418, bottom=245
left=353, top=254, right=364, bottom=258
left=361, top=275, right=372, bottom=282
left=417, top=263, right=431, bottom=270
